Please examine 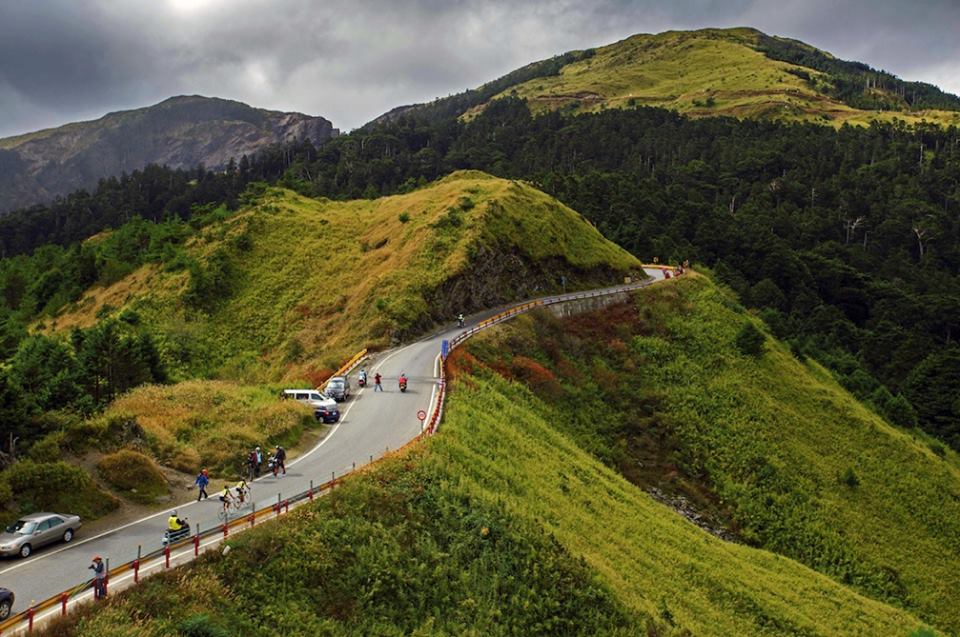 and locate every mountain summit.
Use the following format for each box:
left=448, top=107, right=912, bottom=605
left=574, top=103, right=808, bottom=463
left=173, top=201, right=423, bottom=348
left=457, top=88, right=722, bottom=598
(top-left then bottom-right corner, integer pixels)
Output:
left=0, top=95, right=338, bottom=212
left=380, top=27, right=960, bottom=128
